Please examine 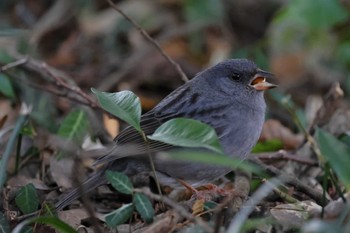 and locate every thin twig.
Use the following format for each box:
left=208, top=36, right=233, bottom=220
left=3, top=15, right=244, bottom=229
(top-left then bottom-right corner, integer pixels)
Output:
left=97, top=21, right=210, bottom=91
left=1, top=55, right=101, bottom=110
left=250, top=157, right=327, bottom=205
left=28, top=81, right=96, bottom=107
left=256, top=150, right=318, bottom=166
left=0, top=57, right=28, bottom=72
left=140, top=131, right=165, bottom=209
left=40, top=63, right=99, bottom=108
left=106, top=0, right=189, bottom=83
